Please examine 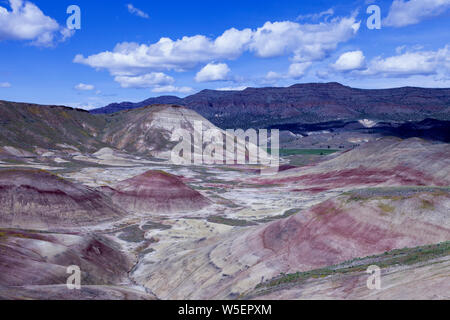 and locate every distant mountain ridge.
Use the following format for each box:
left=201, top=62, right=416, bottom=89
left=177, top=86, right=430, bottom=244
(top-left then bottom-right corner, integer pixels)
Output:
left=91, top=82, right=450, bottom=129
left=91, top=96, right=183, bottom=114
